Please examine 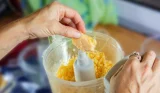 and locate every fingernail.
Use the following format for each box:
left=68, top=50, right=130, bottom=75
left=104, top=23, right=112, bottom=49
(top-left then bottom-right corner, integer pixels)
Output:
left=74, top=32, right=81, bottom=38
